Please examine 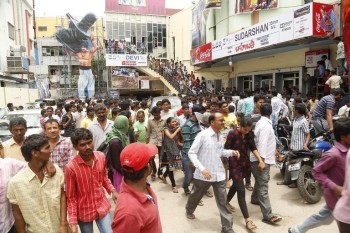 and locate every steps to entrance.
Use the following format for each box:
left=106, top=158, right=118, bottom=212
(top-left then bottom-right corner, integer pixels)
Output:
left=137, top=67, right=179, bottom=95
